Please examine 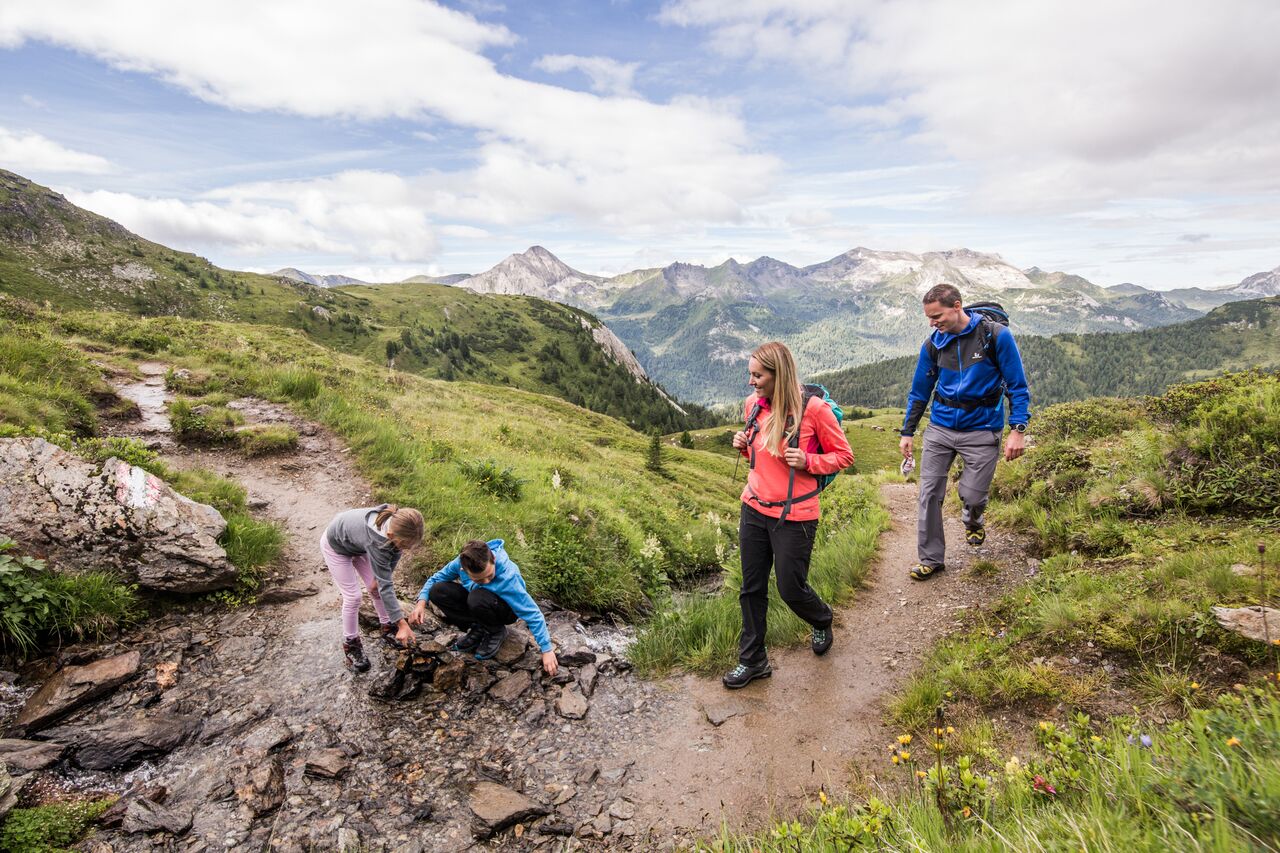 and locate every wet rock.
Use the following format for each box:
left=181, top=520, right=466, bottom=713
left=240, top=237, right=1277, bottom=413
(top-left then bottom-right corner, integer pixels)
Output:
left=49, top=712, right=198, bottom=770
left=539, top=819, right=574, bottom=836
left=234, top=753, right=286, bottom=817
left=241, top=718, right=294, bottom=754
left=495, top=623, right=532, bottom=665
left=433, top=657, right=466, bottom=693
left=703, top=698, right=748, bottom=727
left=0, top=437, right=236, bottom=592
left=546, top=612, right=597, bottom=666
left=1213, top=606, right=1280, bottom=643
left=550, top=668, right=575, bottom=686
left=98, top=784, right=167, bottom=829
left=0, top=765, right=28, bottom=823
left=577, top=663, right=598, bottom=698
left=412, top=803, right=435, bottom=822
left=555, top=685, right=589, bottom=720
left=0, top=738, right=67, bottom=771
left=200, top=701, right=271, bottom=744
left=304, top=748, right=351, bottom=779
left=215, top=635, right=267, bottom=666
left=522, top=701, right=546, bottom=725
left=256, top=582, right=319, bottom=605
left=468, top=781, right=548, bottom=839
left=10, top=650, right=140, bottom=735
left=489, top=670, right=531, bottom=704
left=122, top=798, right=193, bottom=835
